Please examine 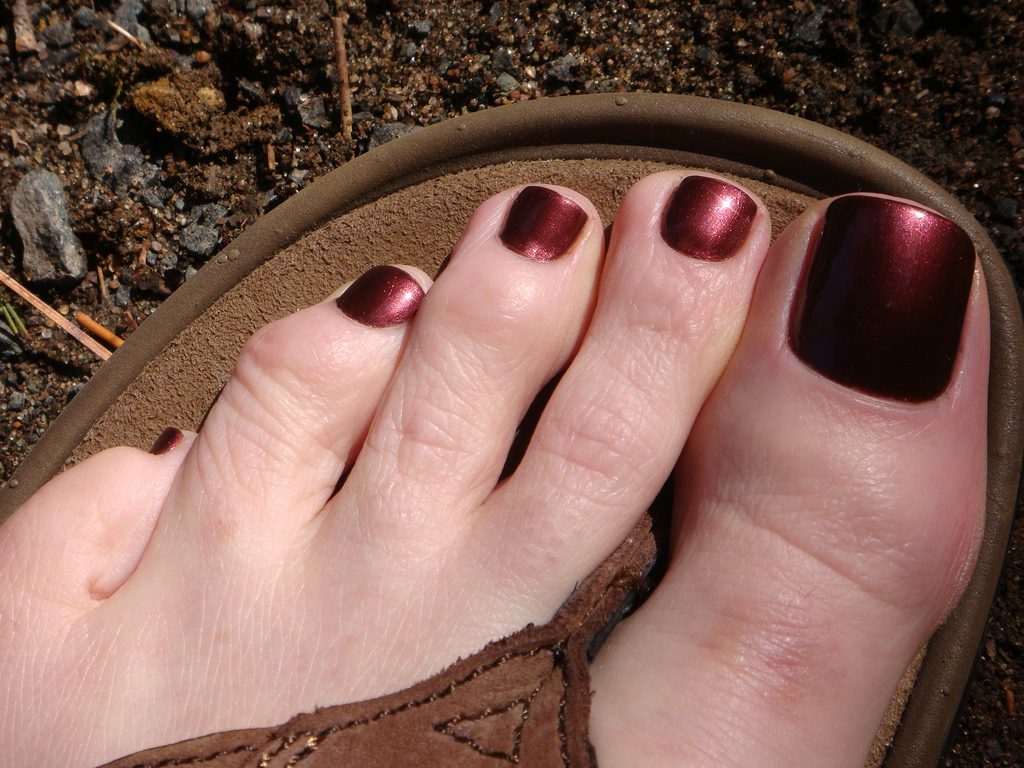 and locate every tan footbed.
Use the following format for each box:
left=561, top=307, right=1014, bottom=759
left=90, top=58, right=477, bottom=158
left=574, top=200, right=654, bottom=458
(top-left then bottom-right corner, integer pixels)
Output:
left=1, top=95, right=1020, bottom=767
